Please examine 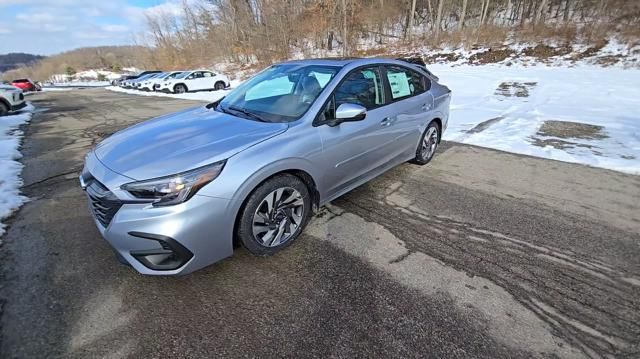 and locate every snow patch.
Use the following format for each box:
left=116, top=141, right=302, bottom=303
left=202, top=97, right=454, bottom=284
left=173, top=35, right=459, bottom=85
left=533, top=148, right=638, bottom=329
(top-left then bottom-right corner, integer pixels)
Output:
left=106, top=85, right=236, bottom=103
left=0, top=104, right=34, bottom=237
left=436, top=64, right=640, bottom=174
